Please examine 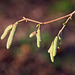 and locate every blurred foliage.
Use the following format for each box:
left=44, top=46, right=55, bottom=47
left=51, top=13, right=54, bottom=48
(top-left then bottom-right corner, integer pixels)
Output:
left=51, top=0, right=73, bottom=13
left=41, top=33, right=53, bottom=47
